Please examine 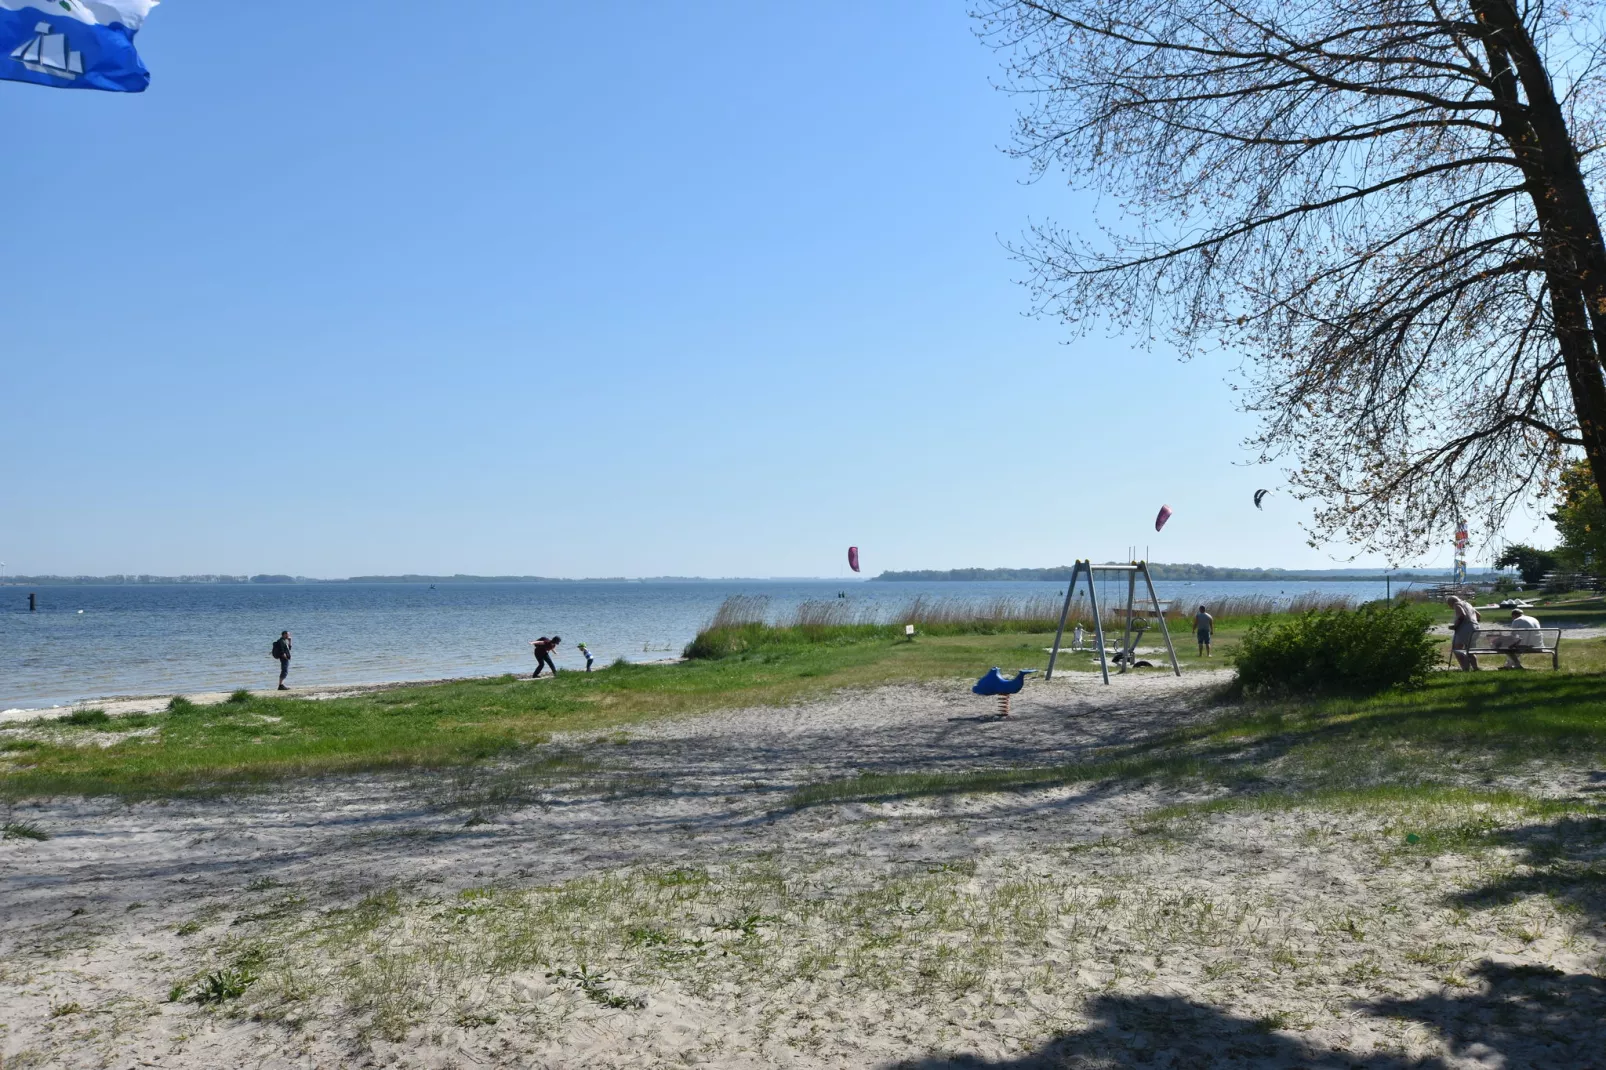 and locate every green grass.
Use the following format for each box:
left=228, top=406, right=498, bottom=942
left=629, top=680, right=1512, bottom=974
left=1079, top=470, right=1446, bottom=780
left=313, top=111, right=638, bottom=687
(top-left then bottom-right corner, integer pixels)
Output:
left=792, top=655, right=1606, bottom=810
left=0, top=631, right=1101, bottom=799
